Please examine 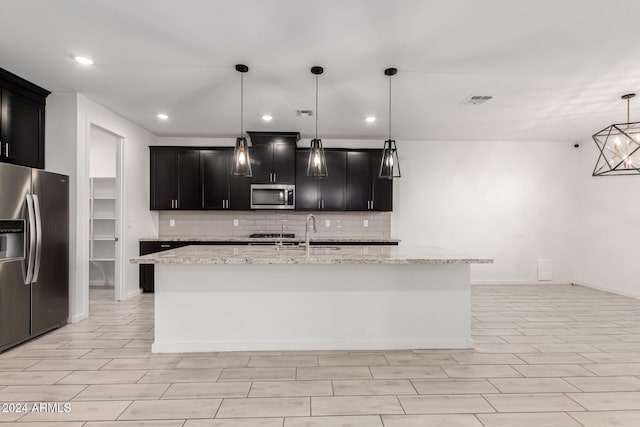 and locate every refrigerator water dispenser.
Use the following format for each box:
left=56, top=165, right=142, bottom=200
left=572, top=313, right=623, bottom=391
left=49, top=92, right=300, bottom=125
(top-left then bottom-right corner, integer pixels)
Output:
left=0, top=220, right=25, bottom=262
